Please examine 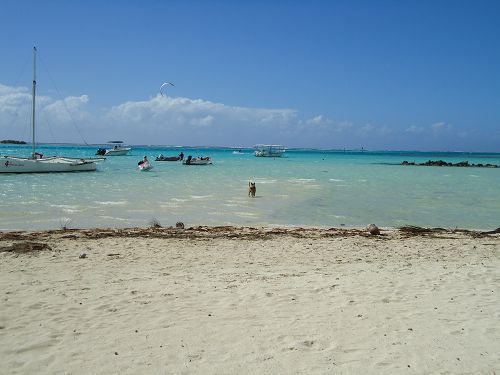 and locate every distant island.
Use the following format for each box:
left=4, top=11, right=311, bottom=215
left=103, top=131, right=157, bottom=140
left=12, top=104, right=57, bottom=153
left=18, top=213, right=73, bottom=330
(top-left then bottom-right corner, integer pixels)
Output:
left=1, top=140, right=27, bottom=144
